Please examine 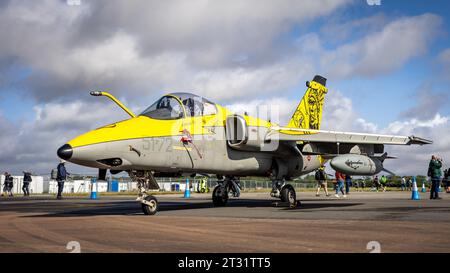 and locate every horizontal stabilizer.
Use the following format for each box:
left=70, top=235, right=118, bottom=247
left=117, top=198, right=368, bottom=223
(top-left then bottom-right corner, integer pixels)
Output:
left=408, top=136, right=433, bottom=145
